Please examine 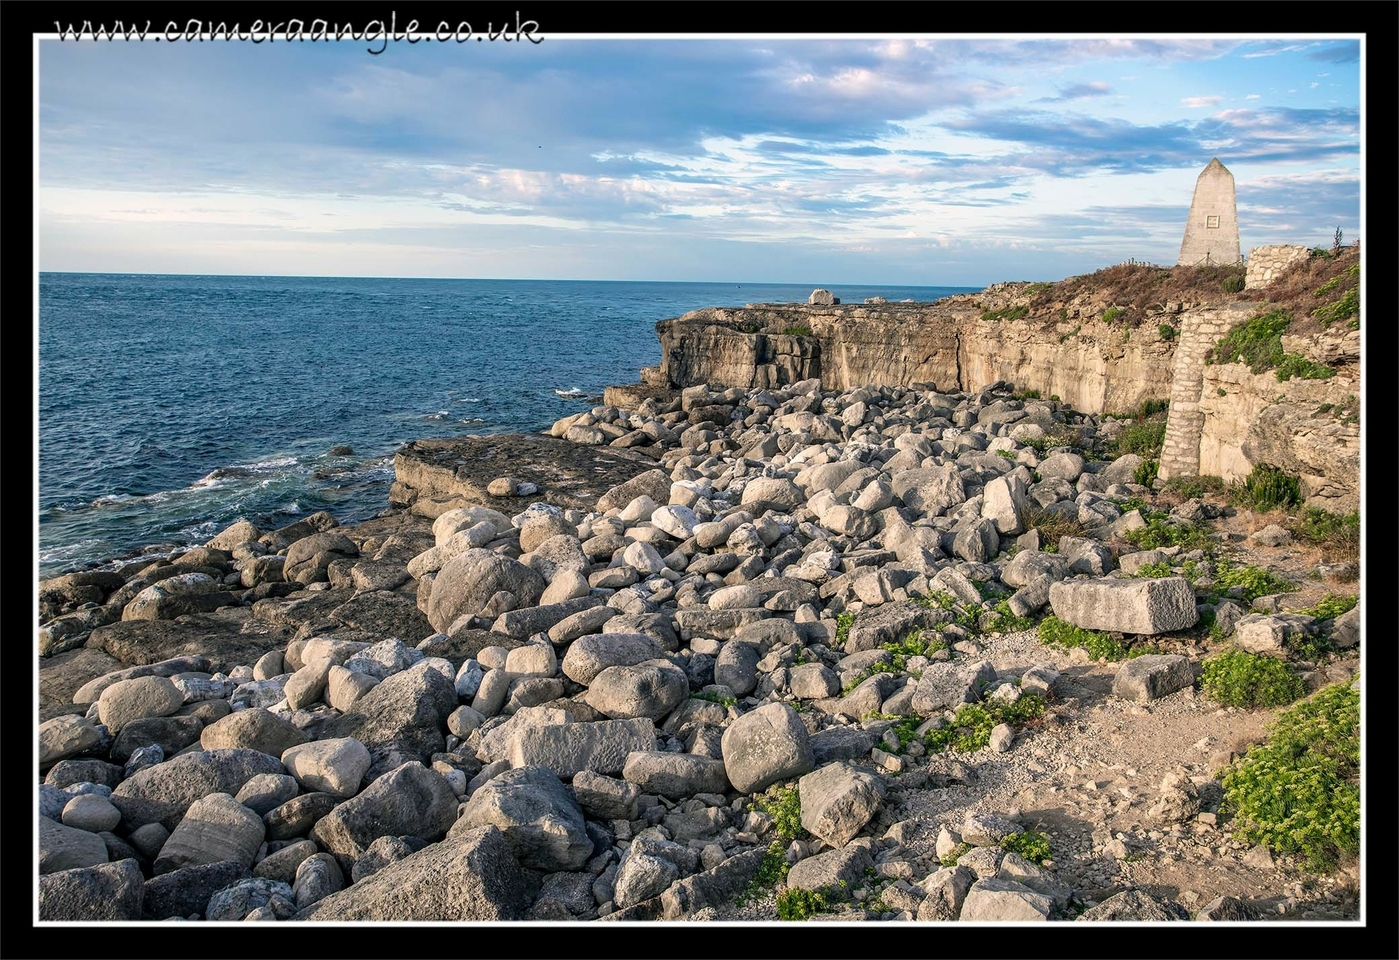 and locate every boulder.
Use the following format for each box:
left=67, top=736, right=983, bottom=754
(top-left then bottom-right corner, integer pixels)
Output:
left=1112, top=655, right=1196, bottom=701
left=505, top=718, right=657, bottom=780
left=40, top=858, right=145, bottom=921
left=281, top=738, right=372, bottom=798
left=297, top=827, right=531, bottom=920
left=720, top=703, right=813, bottom=794
left=454, top=765, right=591, bottom=872
left=959, top=877, right=1052, bottom=921
left=798, top=762, right=885, bottom=847
left=424, top=549, right=546, bottom=633
left=153, top=793, right=264, bottom=874
left=622, top=751, right=730, bottom=798
left=1048, top=577, right=1198, bottom=635
left=309, top=763, right=458, bottom=870
left=110, top=749, right=286, bottom=832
